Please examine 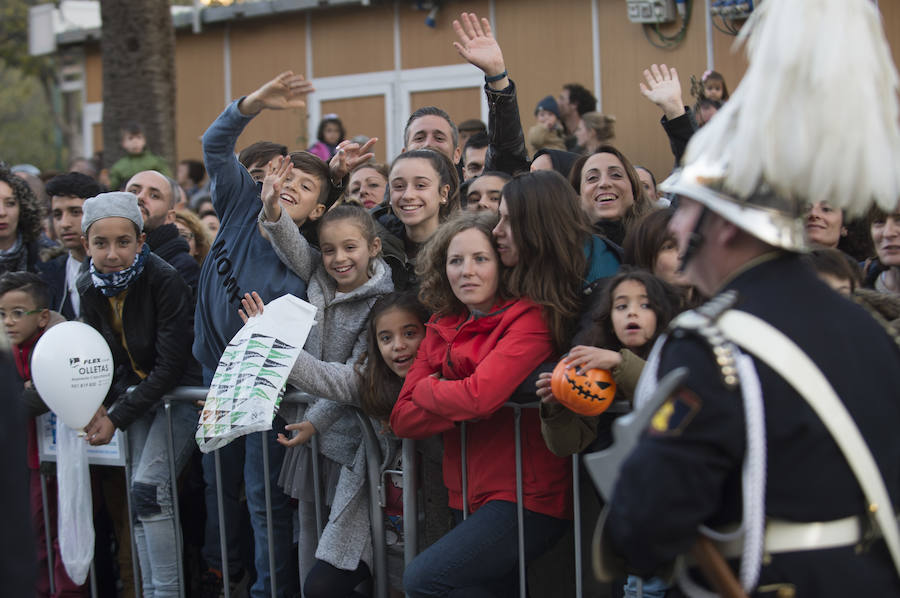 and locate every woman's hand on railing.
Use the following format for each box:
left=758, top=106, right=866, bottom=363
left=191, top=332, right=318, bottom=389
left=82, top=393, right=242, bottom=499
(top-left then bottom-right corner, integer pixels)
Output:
left=536, top=372, right=557, bottom=405
left=277, top=420, right=317, bottom=447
